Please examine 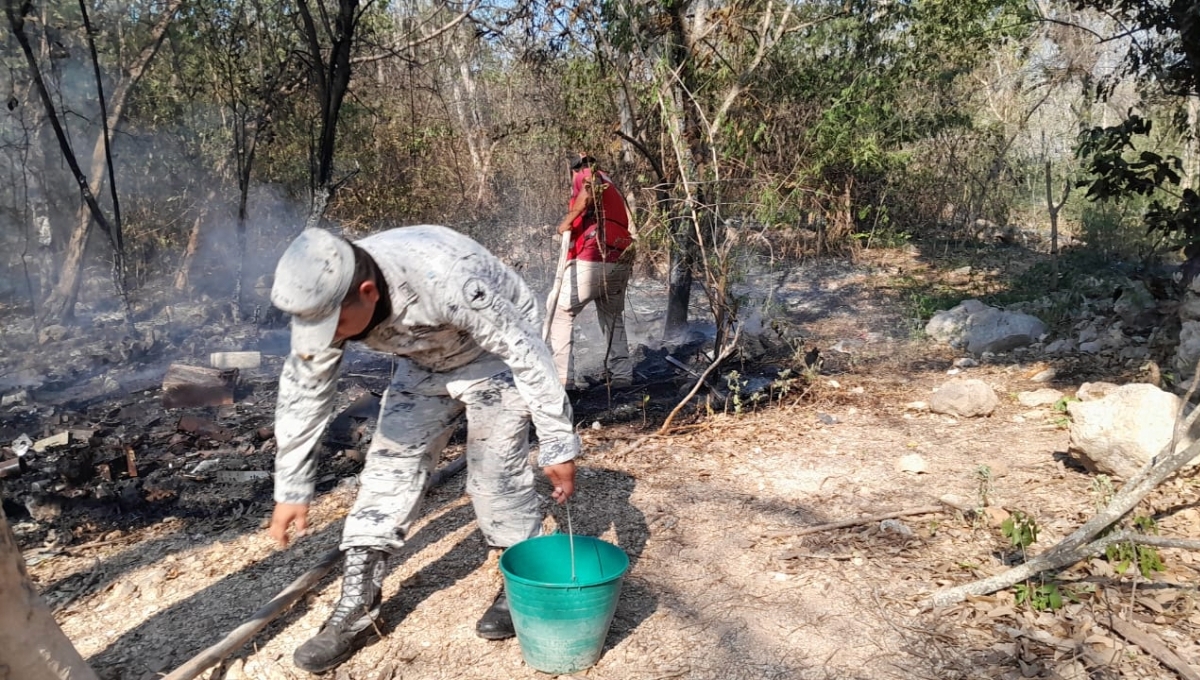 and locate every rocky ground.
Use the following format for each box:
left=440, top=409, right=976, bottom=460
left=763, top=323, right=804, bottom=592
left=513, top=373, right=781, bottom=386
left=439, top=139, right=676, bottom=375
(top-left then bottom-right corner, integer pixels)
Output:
left=2, top=240, right=1199, bottom=680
